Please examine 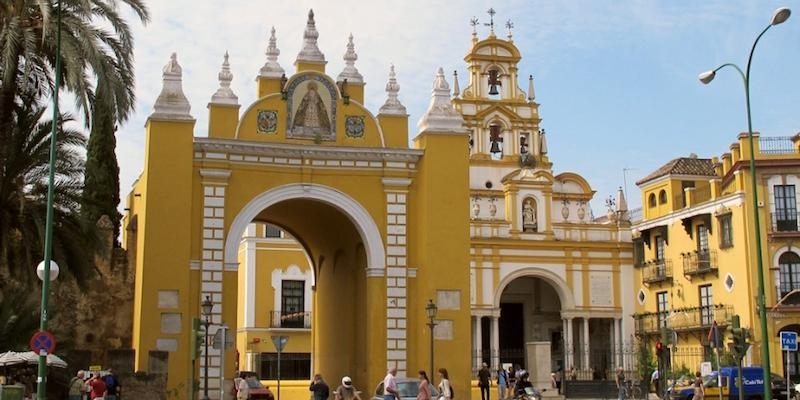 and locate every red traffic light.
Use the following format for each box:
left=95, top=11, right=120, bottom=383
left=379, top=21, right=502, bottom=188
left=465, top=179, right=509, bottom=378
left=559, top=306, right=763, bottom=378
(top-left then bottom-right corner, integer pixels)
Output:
left=656, top=341, right=664, bottom=354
